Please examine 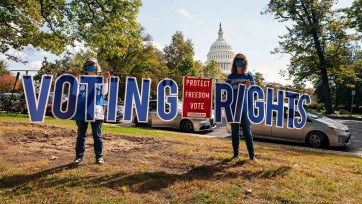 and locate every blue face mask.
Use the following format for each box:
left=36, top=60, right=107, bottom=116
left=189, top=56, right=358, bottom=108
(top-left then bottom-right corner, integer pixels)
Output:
left=85, top=65, right=97, bottom=72
left=235, top=59, right=244, bottom=67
